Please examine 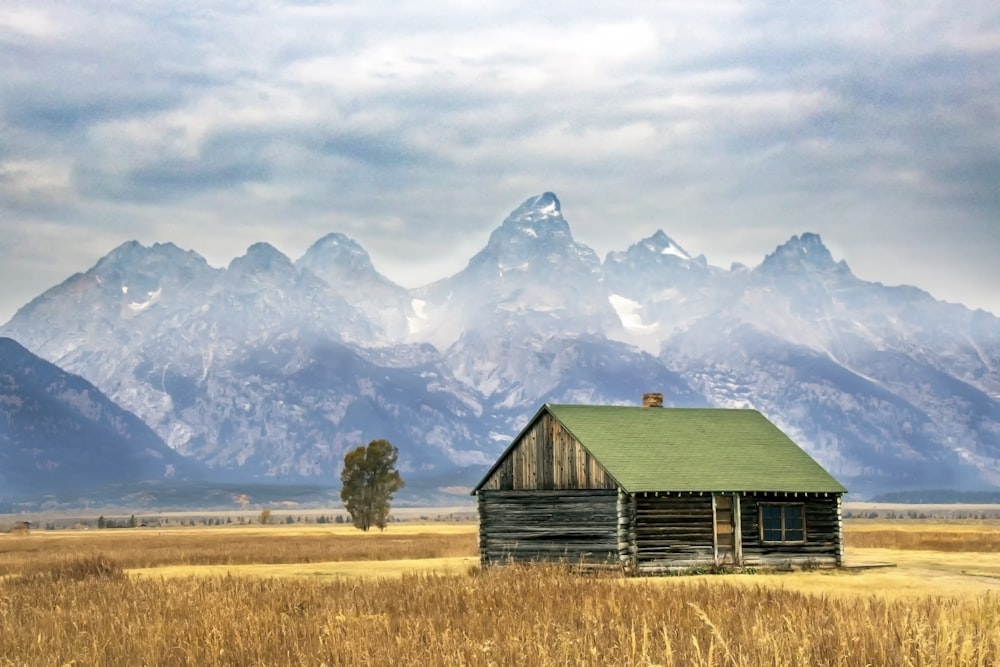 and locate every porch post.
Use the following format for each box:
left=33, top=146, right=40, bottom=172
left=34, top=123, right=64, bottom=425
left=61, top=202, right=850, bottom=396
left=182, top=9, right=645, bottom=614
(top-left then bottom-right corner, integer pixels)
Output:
left=733, top=493, right=743, bottom=566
